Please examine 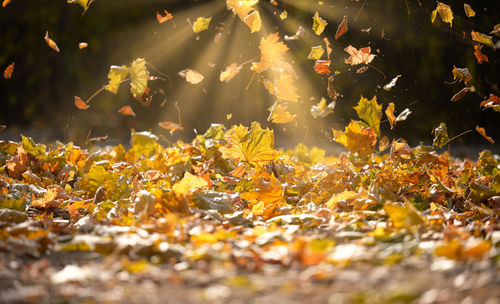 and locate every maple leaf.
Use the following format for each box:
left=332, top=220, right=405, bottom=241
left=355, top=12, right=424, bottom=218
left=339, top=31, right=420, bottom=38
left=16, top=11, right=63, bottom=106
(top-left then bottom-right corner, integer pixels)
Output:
left=333, top=120, right=377, bottom=156
left=311, top=98, right=335, bottom=119
left=220, top=63, right=242, bottom=82
left=74, top=96, right=89, bottom=110
left=118, top=105, right=136, bottom=117
left=384, top=201, right=424, bottom=229
left=192, top=16, right=211, bottom=33
left=464, top=4, right=475, bottom=17
left=172, top=172, right=209, bottom=196
left=263, top=74, right=299, bottom=102
left=129, top=58, right=149, bottom=98
left=268, top=102, right=296, bottom=124
left=307, top=46, right=325, bottom=60
left=471, top=31, right=496, bottom=49
left=431, top=2, right=453, bottom=27
left=158, top=121, right=184, bottom=135
left=179, top=68, right=204, bottom=84
left=476, top=126, right=495, bottom=144
left=6, top=146, right=27, bottom=178
left=44, top=31, right=60, bottom=52
left=344, top=46, right=375, bottom=65
left=67, top=0, right=94, bottom=15
left=312, top=12, right=327, bottom=35
left=335, top=15, right=348, bottom=39
left=220, top=122, right=275, bottom=165
left=432, top=122, right=449, bottom=148
left=241, top=174, right=284, bottom=220
left=244, top=10, right=261, bottom=33
left=473, top=44, right=489, bottom=64
left=354, top=95, right=382, bottom=137
left=106, top=65, right=129, bottom=94
left=452, top=66, right=472, bottom=85
left=156, top=10, right=173, bottom=24
left=3, top=62, right=14, bottom=79
left=226, top=0, right=258, bottom=19
left=251, top=33, right=289, bottom=73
